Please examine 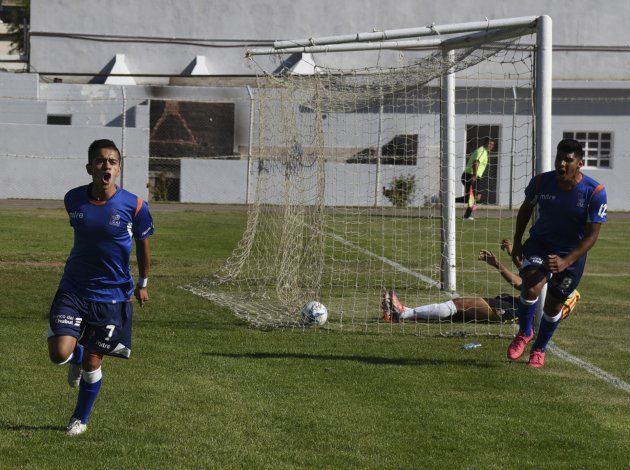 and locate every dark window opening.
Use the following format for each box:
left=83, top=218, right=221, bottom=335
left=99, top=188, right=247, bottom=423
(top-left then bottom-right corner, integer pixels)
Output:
left=47, top=115, right=72, bottom=125
left=347, top=134, right=418, bottom=165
